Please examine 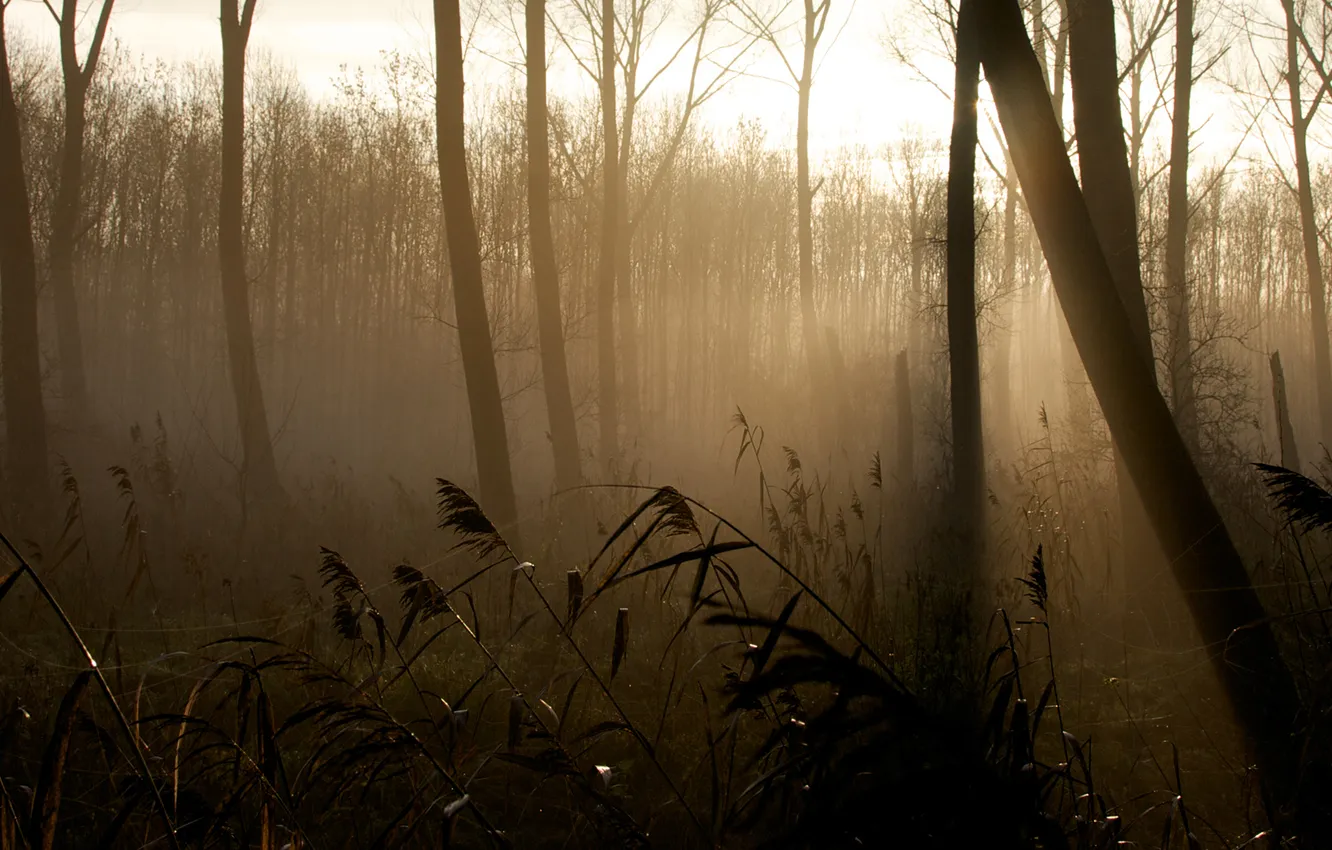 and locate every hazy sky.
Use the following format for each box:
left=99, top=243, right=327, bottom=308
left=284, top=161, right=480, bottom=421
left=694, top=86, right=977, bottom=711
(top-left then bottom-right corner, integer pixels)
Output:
left=6, top=0, right=956, bottom=154
left=6, top=0, right=1270, bottom=171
